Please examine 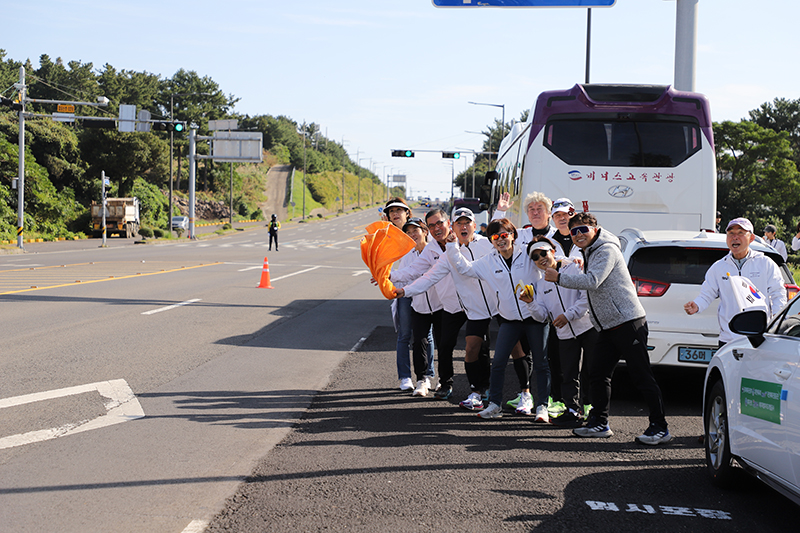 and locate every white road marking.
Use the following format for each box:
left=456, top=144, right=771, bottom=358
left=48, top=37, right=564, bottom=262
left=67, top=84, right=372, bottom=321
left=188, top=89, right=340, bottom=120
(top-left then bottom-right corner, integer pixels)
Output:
left=270, top=265, right=321, bottom=282
left=0, top=379, right=145, bottom=450
left=181, top=519, right=210, bottom=533
left=237, top=266, right=262, bottom=272
left=141, top=298, right=202, bottom=315
left=352, top=270, right=370, bottom=276
left=349, top=336, right=367, bottom=353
